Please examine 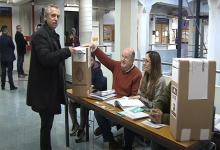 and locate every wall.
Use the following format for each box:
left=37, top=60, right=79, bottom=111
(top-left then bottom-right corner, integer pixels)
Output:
left=215, top=86, right=220, bottom=114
